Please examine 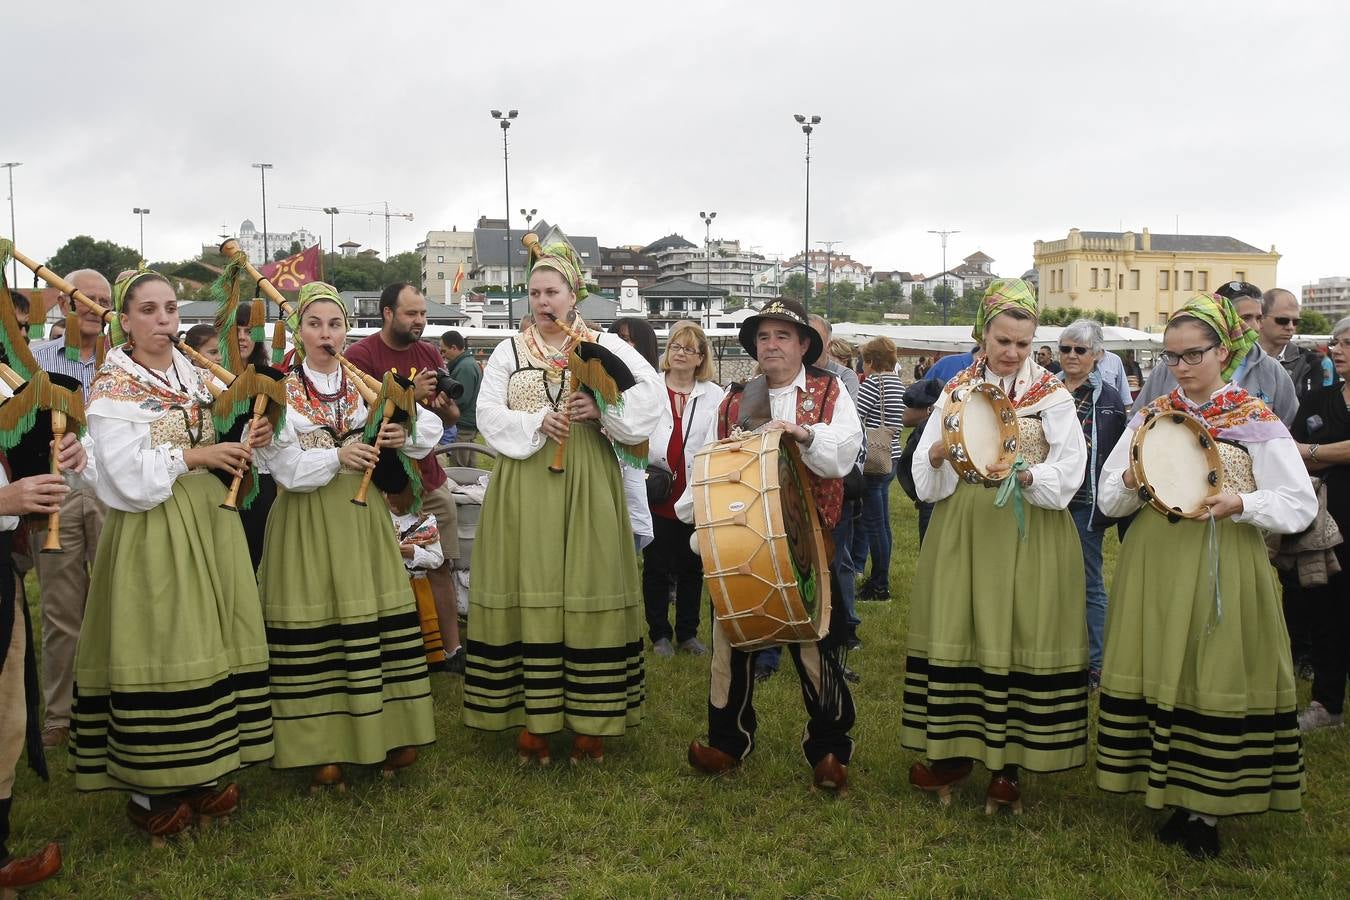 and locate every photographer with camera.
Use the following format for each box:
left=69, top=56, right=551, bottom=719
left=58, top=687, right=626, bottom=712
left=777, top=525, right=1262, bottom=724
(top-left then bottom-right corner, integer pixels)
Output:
left=440, top=331, right=481, bottom=466
left=345, top=283, right=465, bottom=673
